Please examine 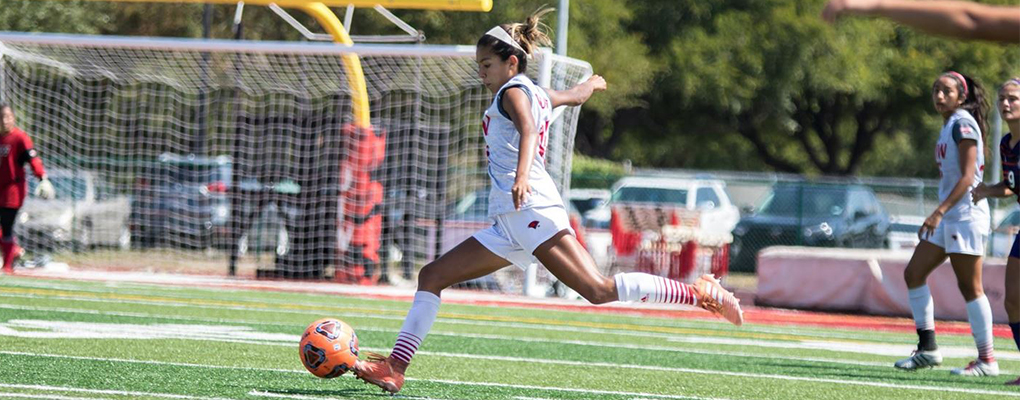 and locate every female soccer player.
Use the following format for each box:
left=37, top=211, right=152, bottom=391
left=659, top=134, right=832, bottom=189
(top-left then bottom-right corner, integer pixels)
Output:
left=353, top=9, right=743, bottom=394
left=971, top=77, right=1020, bottom=384
left=0, top=102, right=54, bottom=274
left=894, top=72, right=996, bottom=376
